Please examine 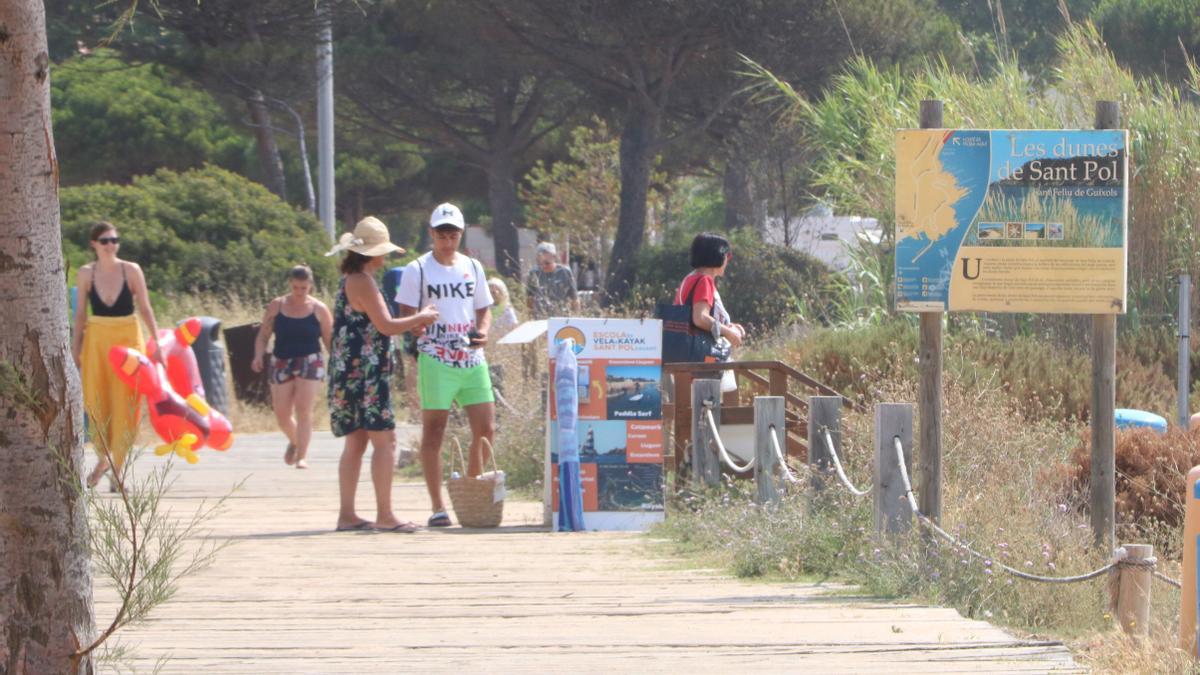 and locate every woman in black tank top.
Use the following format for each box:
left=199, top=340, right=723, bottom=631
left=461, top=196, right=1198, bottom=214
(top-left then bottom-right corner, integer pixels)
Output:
left=71, top=221, right=164, bottom=490
left=251, top=265, right=334, bottom=469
